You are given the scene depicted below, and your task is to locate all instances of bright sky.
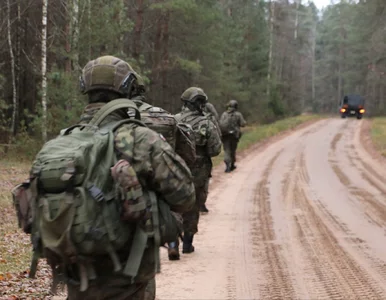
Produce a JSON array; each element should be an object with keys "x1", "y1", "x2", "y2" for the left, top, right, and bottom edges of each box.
[{"x1": 312, "y1": 0, "x2": 334, "y2": 10}]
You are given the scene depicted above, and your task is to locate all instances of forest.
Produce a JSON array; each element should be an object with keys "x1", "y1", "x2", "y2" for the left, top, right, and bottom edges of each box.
[{"x1": 0, "y1": 0, "x2": 385, "y2": 147}]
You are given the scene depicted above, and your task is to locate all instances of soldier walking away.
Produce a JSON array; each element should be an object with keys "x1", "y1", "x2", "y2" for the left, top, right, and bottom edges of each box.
[
  {"x1": 219, "y1": 99, "x2": 246, "y2": 173},
  {"x1": 199, "y1": 101, "x2": 221, "y2": 214},
  {"x1": 123, "y1": 72, "x2": 196, "y2": 261},
  {"x1": 169, "y1": 87, "x2": 222, "y2": 257},
  {"x1": 11, "y1": 55, "x2": 195, "y2": 300}
]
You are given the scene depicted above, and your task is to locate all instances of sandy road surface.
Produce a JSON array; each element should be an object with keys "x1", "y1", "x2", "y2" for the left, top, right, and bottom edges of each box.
[{"x1": 156, "y1": 118, "x2": 386, "y2": 300}]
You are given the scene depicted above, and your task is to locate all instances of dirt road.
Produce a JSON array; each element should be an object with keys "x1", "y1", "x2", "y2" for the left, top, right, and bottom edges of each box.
[{"x1": 156, "y1": 118, "x2": 386, "y2": 300}]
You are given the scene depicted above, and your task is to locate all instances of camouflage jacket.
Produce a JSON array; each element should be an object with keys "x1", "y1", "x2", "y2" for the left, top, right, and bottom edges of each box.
[
  {"x1": 131, "y1": 95, "x2": 153, "y2": 113},
  {"x1": 175, "y1": 106, "x2": 222, "y2": 159},
  {"x1": 130, "y1": 96, "x2": 196, "y2": 167},
  {"x1": 204, "y1": 102, "x2": 219, "y2": 121},
  {"x1": 78, "y1": 103, "x2": 195, "y2": 282}
]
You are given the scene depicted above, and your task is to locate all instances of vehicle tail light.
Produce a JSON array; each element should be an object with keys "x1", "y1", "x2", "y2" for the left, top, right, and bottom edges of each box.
[
  {"x1": 359, "y1": 109, "x2": 365, "y2": 114},
  {"x1": 340, "y1": 108, "x2": 346, "y2": 113}
]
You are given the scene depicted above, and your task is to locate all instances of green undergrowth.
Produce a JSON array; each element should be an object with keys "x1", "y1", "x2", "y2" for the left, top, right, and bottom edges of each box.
[
  {"x1": 212, "y1": 114, "x2": 322, "y2": 166},
  {"x1": 370, "y1": 117, "x2": 386, "y2": 157}
]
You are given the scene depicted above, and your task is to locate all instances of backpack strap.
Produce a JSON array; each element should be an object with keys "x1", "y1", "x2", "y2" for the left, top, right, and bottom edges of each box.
[
  {"x1": 88, "y1": 98, "x2": 141, "y2": 127},
  {"x1": 179, "y1": 111, "x2": 206, "y2": 129}
]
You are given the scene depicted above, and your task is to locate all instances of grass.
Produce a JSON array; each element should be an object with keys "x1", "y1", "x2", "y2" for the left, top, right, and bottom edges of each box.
[
  {"x1": 213, "y1": 114, "x2": 322, "y2": 166},
  {"x1": 370, "y1": 117, "x2": 386, "y2": 157}
]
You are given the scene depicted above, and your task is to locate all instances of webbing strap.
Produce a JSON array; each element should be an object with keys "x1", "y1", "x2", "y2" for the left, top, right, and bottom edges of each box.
[
  {"x1": 122, "y1": 225, "x2": 148, "y2": 281},
  {"x1": 149, "y1": 191, "x2": 161, "y2": 273},
  {"x1": 128, "y1": 201, "x2": 147, "y2": 212},
  {"x1": 87, "y1": 99, "x2": 140, "y2": 128}
]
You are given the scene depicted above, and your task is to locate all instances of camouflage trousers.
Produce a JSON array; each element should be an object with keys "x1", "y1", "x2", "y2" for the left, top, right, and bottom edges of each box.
[
  {"x1": 66, "y1": 277, "x2": 156, "y2": 300},
  {"x1": 183, "y1": 177, "x2": 209, "y2": 234},
  {"x1": 222, "y1": 135, "x2": 239, "y2": 165}
]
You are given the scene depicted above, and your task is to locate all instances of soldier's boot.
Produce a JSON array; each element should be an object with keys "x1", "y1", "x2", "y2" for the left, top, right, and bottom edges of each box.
[
  {"x1": 200, "y1": 204, "x2": 209, "y2": 213},
  {"x1": 182, "y1": 232, "x2": 195, "y2": 254},
  {"x1": 168, "y1": 241, "x2": 180, "y2": 260},
  {"x1": 224, "y1": 162, "x2": 231, "y2": 173},
  {"x1": 230, "y1": 163, "x2": 237, "y2": 171}
]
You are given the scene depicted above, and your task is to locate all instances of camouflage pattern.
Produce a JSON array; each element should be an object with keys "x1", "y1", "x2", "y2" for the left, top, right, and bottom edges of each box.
[
  {"x1": 131, "y1": 95, "x2": 196, "y2": 168},
  {"x1": 204, "y1": 102, "x2": 222, "y2": 139},
  {"x1": 67, "y1": 277, "x2": 155, "y2": 300},
  {"x1": 222, "y1": 135, "x2": 239, "y2": 166},
  {"x1": 204, "y1": 102, "x2": 219, "y2": 121},
  {"x1": 66, "y1": 104, "x2": 195, "y2": 299},
  {"x1": 175, "y1": 106, "x2": 221, "y2": 234},
  {"x1": 175, "y1": 107, "x2": 221, "y2": 156},
  {"x1": 220, "y1": 107, "x2": 246, "y2": 166},
  {"x1": 80, "y1": 56, "x2": 137, "y2": 96},
  {"x1": 180, "y1": 87, "x2": 208, "y2": 103}
]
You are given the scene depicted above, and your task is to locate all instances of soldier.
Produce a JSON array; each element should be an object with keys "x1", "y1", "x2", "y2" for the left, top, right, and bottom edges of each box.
[
  {"x1": 119, "y1": 72, "x2": 196, "y2": 261},
  {"x1": 200, "y1": 102, "x2": 221, "y2": 213},
  {"x1": 171, "y1": 87, "x2": 222, "y2": 255},
  {"x1": 19, "y1": 56, "x2": 195, "y2": 300},
  {"x1": 219, "y1": 99, "x2": 247, "y2": 173}
]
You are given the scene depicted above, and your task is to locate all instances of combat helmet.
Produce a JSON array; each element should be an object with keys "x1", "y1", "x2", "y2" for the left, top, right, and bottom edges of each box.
[
  {"x1": 227, "y1": 100, "x2": 238, "y2": 109},
  {"x1": 79, "y1": 55, "x2": 139, "y2": 98},
  {"x1": 181, "y1": 87, "x2": 208, "y2": 103}
]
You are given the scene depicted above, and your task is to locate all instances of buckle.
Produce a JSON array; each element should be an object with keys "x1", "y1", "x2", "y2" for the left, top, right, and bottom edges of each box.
[{"x1": 88, "y1": 185, "x2": 104, "y2": 202}]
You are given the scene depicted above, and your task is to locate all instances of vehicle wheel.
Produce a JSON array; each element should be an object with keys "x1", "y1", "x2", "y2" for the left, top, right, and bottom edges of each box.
[
  {"x1": 356, "y1": 115, "x2": 362, "y2": 120},
  {"x1": 341, "y1": 114, "x2": 347, "y2": 119}
]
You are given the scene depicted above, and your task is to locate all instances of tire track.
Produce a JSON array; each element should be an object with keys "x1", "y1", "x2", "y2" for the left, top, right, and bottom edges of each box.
[
  {"x1": 293, "y1": 151, "x2": 386, "y2": 299},
  {"x1": 283, "y1": 149, "x2": 386, "y2": 299},
  {"x1": 339, "y1": 121, "x2": 386, "y2": 226},
  {"x1": 252, "y1": 150, "x2": 297, "y2": 300}
]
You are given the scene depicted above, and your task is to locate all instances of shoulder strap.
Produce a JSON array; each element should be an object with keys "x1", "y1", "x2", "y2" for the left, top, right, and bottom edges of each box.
[
  {"x1": 179, "y1": 111, "x2": 206, "y2": 128},
  {"x1": 88, "y1": 99, "x2": 141, "y2": 127},
  {"x1": 138, "y1": 103, "x2": 153, "y2": 112},
  {"x1": 109, "y1": 118, "x2": 147, "y2": 133}
]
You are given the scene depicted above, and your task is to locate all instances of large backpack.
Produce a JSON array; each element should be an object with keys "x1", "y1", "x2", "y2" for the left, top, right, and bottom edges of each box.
[
  {"x1": 11, "y1": 99, "x2": 178, "y2": 292},
  {"x1": 139, "y1": 105, "x2": 196, "y2": 167},
  {"x1": 219, "y1": 111, "x2": 238, "y2": 137}
]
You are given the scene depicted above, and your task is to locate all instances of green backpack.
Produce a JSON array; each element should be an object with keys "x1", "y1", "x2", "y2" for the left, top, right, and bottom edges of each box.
[
  {"x1": 139, "y1": 105, "x2": 196, "y2": 167},
  {"x1": 11, "y1": 99, "x2": 168, "y2": 292},
  {"x1": 219, "y1": 111, "x2": 238, "y2": 137}
]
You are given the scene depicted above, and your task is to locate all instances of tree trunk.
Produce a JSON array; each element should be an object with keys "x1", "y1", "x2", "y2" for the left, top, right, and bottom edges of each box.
[
  {"x1": 41, "y1": 0, "x2": 48, "y2": 142},
  {"x1": 16, "y1": 1, "x2": 21, "y2": 128},
  {"x1": 7, "y1": 0, "x2": 17, "y2": 137},
  {"x1": 65, "y1": 18, "x2": 71, "y2": 73},
  {"x1": 87, "y1": 0, "x2": 91, "y2": 60},
  {"x1": 132, "y1": 0, "x2": 144, "y2": 60},
  {"x1": 267, "y1": 0, "x2": 275, "y2": 100},
  {"x1": 294, "y1": 0, "x2": 300, "y2": 40},
  {"x1": 161, "y1": 12, "x2": 170, "y2": 110},
  {"x1": 71, "y1": 0, "x2": 80, "y2": 72},
  {"x1": 311, "y1": 22, "x2": 316, "y2": 104}
]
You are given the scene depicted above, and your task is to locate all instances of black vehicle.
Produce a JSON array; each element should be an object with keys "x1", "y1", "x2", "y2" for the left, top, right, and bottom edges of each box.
[{"x1": 340, "y1": 94, "x2": 365, "y2": 119}]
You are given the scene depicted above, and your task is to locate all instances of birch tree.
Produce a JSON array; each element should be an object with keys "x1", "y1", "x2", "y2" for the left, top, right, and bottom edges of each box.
[
  {"x1": 41, "y1": 0, "x2": 48, "y2": 141},
  {"x1": 7, "y1": 0, "x2": 17, "y2": 136},
  {"x1": 267, "y1": 0, "x2": 275, "y2": 100},
  {"x1": 71, "y1": 0, "x2": 80, "y2": 72}
]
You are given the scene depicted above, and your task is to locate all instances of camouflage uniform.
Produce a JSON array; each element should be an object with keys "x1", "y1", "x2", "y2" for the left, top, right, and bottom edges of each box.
[
  {"x1": 66, "y1": 56, "x2": 195, "y2": 300},
  {"x1": 200, "y1": 102, "x2": 221, "y2": 213},
  {"x1": 220, "y1": 100, "x2": 246, "y2": 173},
  {"x1": 174, "y1": 87, "x2": 222, "y2": 253},
  {"x1": 204, "y1": 102, "x2": 219, "y2": 121}
]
